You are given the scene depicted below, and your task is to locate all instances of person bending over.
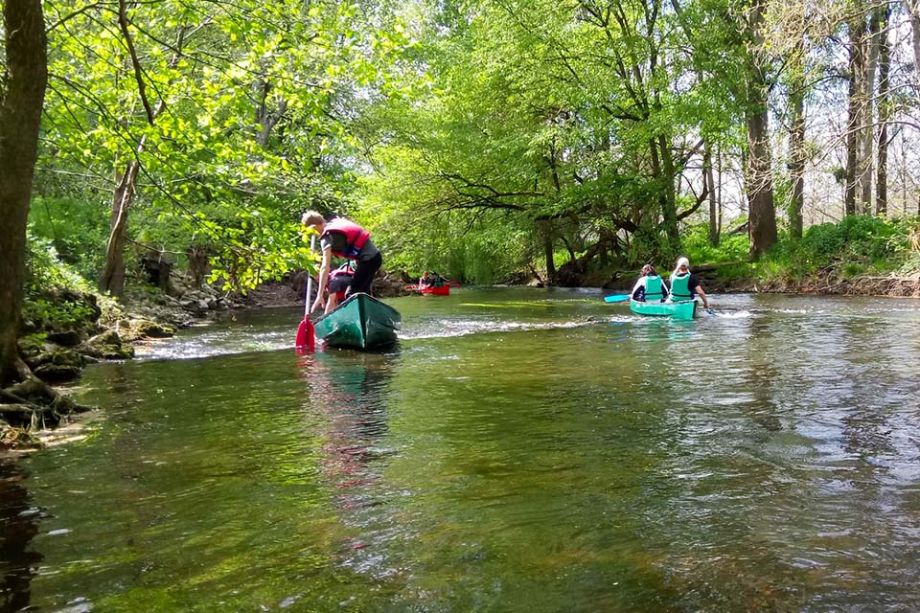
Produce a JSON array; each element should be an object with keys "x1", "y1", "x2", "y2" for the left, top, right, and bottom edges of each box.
[{"x1": 302, "y1": 211, "x2": 382, "y2": 315}]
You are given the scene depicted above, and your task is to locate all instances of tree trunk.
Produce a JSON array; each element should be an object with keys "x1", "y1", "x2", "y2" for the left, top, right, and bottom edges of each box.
[
  {"x1": 650, "y1": 137, "x2": 679, "y2": 251},
  {"x1": 704, "y1": 143, "x2": 719, "y2": 246},
  {"x1": 788, "y1": 41, "x2": 806, "y2": 240},
  {"x1": 860, "y1": 7, "x2": 881, "y2": 211},
  {"x1": 745, "y1": 0, "x2": 777, "y2": 258},
  {"x1": 0, "y1": 0, "x2": 48, "y2": 386},
  {"x1": 845, "y1": 11, "x2": 867, "y2": 216},
  {"x1": 99, "y1": 160, "x2": 141, "y2": 295},
  {"x1": 717, "y1": 143, "x2": 723, "y2": 236},
  {"x1": 876, "y1": 5, "x2": 891, "y2": 216},
  {"x1": 98, "y1": 20, "x2": 189, "y2": 296},
  {"x1": 540, "y1": 221, "x2": 556, "y2": 285},
  {"x1": 747, "y1": 109, "x2": 777, "y2": 257}
]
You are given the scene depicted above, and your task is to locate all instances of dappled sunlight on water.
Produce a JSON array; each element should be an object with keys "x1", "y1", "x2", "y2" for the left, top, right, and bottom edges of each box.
[{"x1": 4, "y1": 288, "x2": 920, "y2": 610}]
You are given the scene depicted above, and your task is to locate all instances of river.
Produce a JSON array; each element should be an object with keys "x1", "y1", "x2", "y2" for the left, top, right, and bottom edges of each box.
[{"x1": 2, "y1": 288, "x2": 920, "y2": 611}]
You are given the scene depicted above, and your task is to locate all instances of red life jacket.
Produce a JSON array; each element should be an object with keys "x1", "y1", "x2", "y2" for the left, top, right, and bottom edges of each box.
[
  {"x1": 329, "y1": 261, "x2": 355, "y2": 279},
  {"x1": 322, "y1": 218, "x2": 370, "y2": 259},
  {"x1": 328, "y1": 262, "x2": 355, "y2": 300}
]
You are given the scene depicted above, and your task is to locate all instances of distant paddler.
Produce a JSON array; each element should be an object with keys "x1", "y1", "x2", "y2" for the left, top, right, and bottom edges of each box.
[
  {"x1": 668, "y1": 256, "x2": 710, "y2": 310},
  {"x1": 301, "y1": 211, "x2": 383, "y2": 314}
]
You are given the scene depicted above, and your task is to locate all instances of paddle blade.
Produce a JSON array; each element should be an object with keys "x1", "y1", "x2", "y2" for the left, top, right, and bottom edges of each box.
[
  {"x1": 603, "y1": 294, "x2": 630, "y2": 303},
  {"x1": 295, "y1": 318, "x2": 315, "y2": 351}
]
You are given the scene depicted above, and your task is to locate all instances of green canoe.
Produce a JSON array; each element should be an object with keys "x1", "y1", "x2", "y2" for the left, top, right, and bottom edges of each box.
[
  {"x1": 629, "y1": 299, "x2": 698, "y2": 321},
  {"x1": 313, "y1": 293, "x2": 401, "y2": 350}
]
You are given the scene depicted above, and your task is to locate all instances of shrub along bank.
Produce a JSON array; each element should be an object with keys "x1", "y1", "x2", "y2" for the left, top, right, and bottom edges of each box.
[
  {"x1": 1, "y1": 238, "x2": 241, "y2": 449},
  {"x1": 597, "y1": 216, "x2": 920, "y2": 296}
]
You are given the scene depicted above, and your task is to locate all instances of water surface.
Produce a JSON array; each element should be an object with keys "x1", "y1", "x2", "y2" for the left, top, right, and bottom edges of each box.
[{"x1": 4, "y1": 288, "x2": 920, "y2": 611}]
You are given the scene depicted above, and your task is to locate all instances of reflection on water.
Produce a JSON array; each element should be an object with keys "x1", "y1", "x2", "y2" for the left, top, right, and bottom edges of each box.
[
  {"x1": 0, "y1": 461, "x2": 41, "y2": 611},
  {"x1": 3, "y1": 289, "x2": 920, "y2": 610}
]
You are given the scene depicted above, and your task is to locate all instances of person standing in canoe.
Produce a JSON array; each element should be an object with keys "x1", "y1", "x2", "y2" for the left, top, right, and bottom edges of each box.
[
  {"x1": 630, "y1": 264, "x2": 669, "y2": 302},
  {"x1": 302, "y1": 211, "x2": 382, "y2": 314},
  {"x1": 668, "y1": 256, "x2": 710, "y2": 309}
]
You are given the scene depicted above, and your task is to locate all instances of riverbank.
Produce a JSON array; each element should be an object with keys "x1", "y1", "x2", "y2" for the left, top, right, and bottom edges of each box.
[
  {"x1": 1, "y1": 268, "x2": 416, "y2": 449},
  {"x1": 578, "y1": 263, "x2": 920, "y2": 298},
  {"x1": 1, "y1": 270, "x2": 249, "y2": 449}
]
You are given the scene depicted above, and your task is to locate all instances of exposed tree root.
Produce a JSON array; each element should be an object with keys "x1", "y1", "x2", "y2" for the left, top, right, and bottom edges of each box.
[{"x1": 0, "y1": 356, "x2": 93, "y2": 447}]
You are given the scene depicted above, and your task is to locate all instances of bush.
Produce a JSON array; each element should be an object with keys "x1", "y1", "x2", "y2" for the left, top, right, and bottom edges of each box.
[
  {"x1": 793, "y1": 215, "x2": 900, "y2": 273},
  {"x1": 28, "y1": 196, "x2": 109, "y2": 280},
  {"x1": 682, "y1": 223, "x2": 750, "y2": 264},
  {"x1": 23, "y1": 232, "x2": 99, "y2": 332}
]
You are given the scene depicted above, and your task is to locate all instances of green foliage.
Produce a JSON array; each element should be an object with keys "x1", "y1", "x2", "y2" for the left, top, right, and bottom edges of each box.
[
  {"x1": 681, "y1": 223, "x2": 750, "y2": 264},
  {"x1": 35, "y1": 0, "x2": 411, "y2": 292},
  {"x1": 748, "y1": 216, "x2": 916, "y2": 283},
  {"x1": 23, "y1": 233, "x2": 98, "y2": 330},
  {"x1": 28, "y1": 197, "x2": 110, "y2": 279},
  {"x1": 798, "y1": 215, "x2": 900, "y2": 269},
  {"x1": 355, "y1": 0, "x2": 749, "y2": 281},
  {"x1": 24, "y1": 232, "x2": 93, "y2": 295}
]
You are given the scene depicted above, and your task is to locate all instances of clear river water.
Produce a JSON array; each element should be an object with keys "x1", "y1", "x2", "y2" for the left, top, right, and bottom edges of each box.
[{"x1": 2, "y1": 288, "x2": 920, "y2": 611}]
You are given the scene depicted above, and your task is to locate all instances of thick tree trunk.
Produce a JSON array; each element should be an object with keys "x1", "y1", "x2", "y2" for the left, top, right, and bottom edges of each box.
[
  {"x1": 747, "y1": 109, "x2": 777, "y2": 257},
  {"x1": 745, "y1": 0, "x2": 777, "y2": 258},
  {"x1": 0, "y1": 0, "x2": 48, "y2": 386},
  {"x1": 658, "y1": 134, "x2": 679, "y2": 249},
  {"x1": 845, "y1": 11, "x2": 867, "y2": 216},
  {"x1": 788, "y1": 57, "x2": 806, "y2": 240},
  {"x1": 539, "y1": 220, "x2": 556, "y2": 285},
  {"x1": 649, "y1": 137, "x2": 679, "y2": 251},
  {"x1": 876, "y1": 6, "x2": 891, "y2": 216}
]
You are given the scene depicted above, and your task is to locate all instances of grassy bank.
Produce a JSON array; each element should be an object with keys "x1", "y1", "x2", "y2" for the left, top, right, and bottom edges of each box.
[{"x1": 678, "y1": 216, "x2": 920, "y2": 295}]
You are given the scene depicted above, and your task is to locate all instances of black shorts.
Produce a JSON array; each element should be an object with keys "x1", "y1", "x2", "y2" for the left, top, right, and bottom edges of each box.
[{"x1": 328, "y1": 275, "x2": 351, "y2": 295}]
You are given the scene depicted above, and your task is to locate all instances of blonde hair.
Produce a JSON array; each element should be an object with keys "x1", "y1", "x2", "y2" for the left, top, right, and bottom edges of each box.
[
  {"x1": 301, "y1": 211, "x2": 325, "y2": 227},
  {"x1": 672, "y1": 256, "x2": 690, "y2": 277}
]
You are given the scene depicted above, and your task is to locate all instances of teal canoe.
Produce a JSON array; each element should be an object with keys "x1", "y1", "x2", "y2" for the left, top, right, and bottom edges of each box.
[
  {"x1": 629, "y1": 299, "x2": 698, "y2": 321},
  {"x1": 313, "y1": 293, "x2": 401, "y2": 350}
]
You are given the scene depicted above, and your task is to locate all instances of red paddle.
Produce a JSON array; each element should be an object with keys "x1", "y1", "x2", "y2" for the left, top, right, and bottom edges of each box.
[{"x1": 295, "y1": 236, "x2": 316, "y2": 351}]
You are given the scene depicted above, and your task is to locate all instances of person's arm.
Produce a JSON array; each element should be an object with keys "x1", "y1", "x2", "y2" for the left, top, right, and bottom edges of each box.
[
  {"x1": 310, "y1": 246, "x2": 332, "y2": 313},
  {"x1": 694, "y1": 285, "x2": 709, "y2": 309},
  {"x1": 630, "y1": 277, "x2": 644, "y2": 299}
]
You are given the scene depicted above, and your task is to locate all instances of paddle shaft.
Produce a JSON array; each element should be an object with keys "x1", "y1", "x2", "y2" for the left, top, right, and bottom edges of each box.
[{"x1": 304, "y1": 235, "x2": 316, "y2": 316}]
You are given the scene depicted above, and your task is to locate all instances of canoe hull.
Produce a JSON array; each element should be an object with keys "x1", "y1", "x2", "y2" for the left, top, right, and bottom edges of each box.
[
  {"x1": 314, "y1": 293, "x2": 401, "y2": 350},
  {"x1": 629, "y1": 299, "x2": 697, "y2": 321},
  {"x1": 420, "y1": 285, "x2": 450, "y2": 296}
]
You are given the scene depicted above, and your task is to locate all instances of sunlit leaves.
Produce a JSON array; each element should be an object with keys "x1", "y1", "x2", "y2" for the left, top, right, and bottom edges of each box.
[{"x1": 38, "y1": 0, "x2": 411, "y2": 291}]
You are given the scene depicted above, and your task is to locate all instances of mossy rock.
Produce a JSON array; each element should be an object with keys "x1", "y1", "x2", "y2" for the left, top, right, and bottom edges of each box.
[
  {"x1": 33, "y1": 363, "x2": 82, "y2": 383},
  {"x1": 23, "y1": 344, "x2": 85, "y2": 371},
  {"x1": 126, "y1": 319, "x2": 176, "y2": 341},
  {"x1": 79, "y1": 330, "x2": 135, "y2": 360},
  {"x1": 46, "y1": 329, "x2": 84, "y2": 347}
]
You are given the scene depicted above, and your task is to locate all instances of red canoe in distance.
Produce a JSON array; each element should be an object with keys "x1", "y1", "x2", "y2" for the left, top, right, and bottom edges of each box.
[{"x1": 419, "y1": 284, "x2": 450, "y2": 296}]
